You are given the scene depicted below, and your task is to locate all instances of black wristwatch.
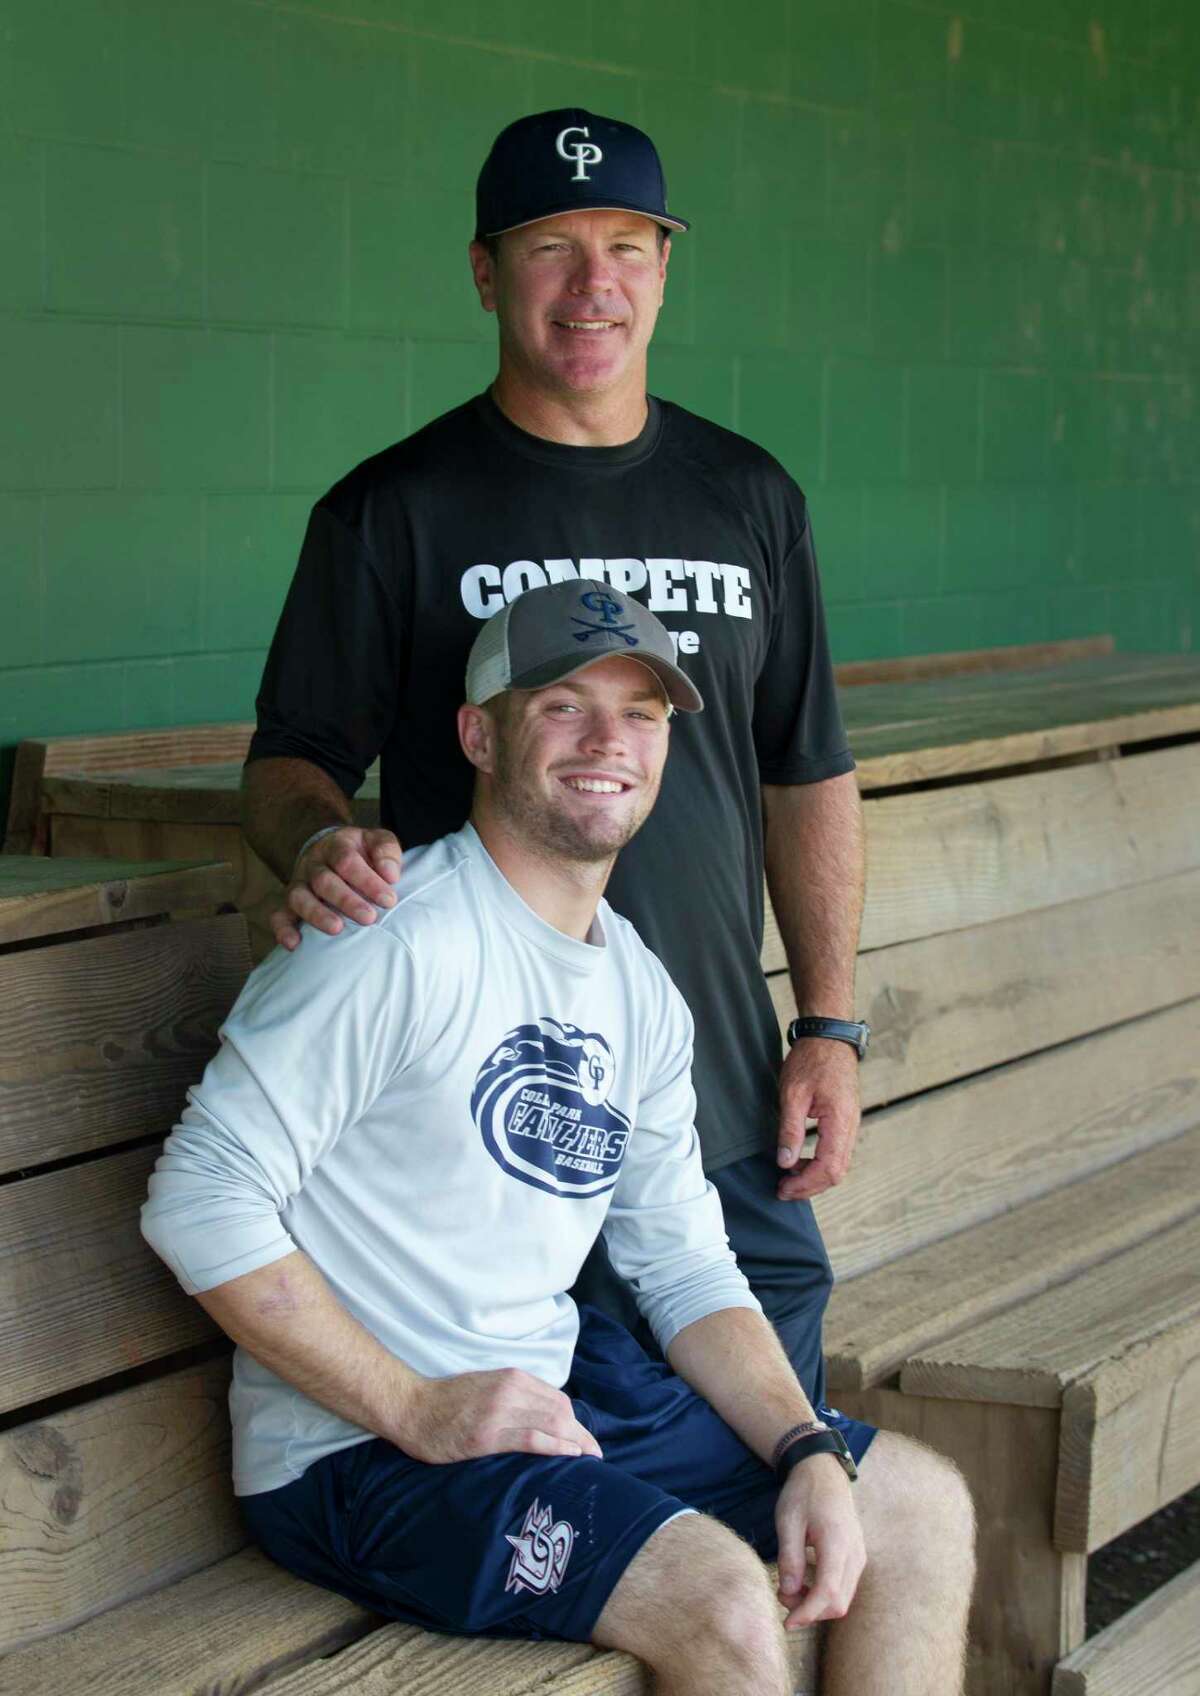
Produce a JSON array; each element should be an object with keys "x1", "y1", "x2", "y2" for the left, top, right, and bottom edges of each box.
[
  {"x1": 786, "y1": 1016, "x2": 870, "y2": 1060},
  {"x1": 776, "y1": 1426, "x2": 858, "y2": 1484}
]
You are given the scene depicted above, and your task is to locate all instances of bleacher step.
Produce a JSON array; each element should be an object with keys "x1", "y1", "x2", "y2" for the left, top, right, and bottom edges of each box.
[
  {"x1": 1052, "y1": 1559, "x2": 1200, "y2": 1695},
  {"x1": 825, "y1": 1124, "x2": 1200, "y2": 1390},
  {"x1": 0, "y1": 1547, "x2": 374, "y2": 1696}
]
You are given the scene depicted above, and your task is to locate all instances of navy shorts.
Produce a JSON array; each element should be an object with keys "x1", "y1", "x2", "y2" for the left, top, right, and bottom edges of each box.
[{"x1": 241, "y1": 1306, "x2": 876, "y2": 1644}]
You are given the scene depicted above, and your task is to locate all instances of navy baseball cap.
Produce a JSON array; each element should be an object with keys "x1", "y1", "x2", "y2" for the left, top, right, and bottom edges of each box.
[
  {"x1": 466, "y1": 579, "x2": 704, "y2": 713},
  {"x1": 475, "y1": 108, "x2": 690, "y2": 241}
]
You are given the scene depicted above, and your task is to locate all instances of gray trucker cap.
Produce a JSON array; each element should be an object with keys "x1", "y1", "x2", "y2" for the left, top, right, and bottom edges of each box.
[{"x1": 466, "y1": 579, "x2": 704, "y2": 714}]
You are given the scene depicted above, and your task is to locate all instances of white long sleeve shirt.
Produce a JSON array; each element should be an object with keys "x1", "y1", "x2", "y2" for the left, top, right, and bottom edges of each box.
[{"x1": 141, "y1": 824, "x2": 760, "y2": 1495}]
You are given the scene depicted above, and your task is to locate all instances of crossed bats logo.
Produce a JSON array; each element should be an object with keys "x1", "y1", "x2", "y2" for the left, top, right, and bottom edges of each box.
[
  {"x1": 555, "y1": 124, "x2": 603, "y2": 182},
  {"x1": 505, "y1": 1497, "x2": 576, "y2": 1596},
  {"x1": 572, "y1": 589, "x2": 638, "y2": 647}
]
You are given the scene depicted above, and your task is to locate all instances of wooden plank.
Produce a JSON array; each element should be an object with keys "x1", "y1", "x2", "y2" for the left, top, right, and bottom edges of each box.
[
  {"x1": 1056, "y1": 1311, "x2": 1200, "y2": 1552},
  {"x1": 0, "y1": 912, "x2": 251, "y2": 1174},
  {"x1": 3, "y1": 741, "x2": 51, "y2": 855},
  {"x1": 815, "y1": 1000, "x2": 1200, "y2": 1281},
  {"x1": 0, "y1": 857, "x2": 236, "y2": 947},
  {"x1": 0, "y1": 1547, "x2": 376, "y2": 1695},
  {"x1": 1052, "y1": 1560, "x2": 1200, "y2": 1696},
  {"x1": 248, "y1": 1582, "x2": 819, "y2": 1695},
  {"x1": 901, "y1": 1214, "x2": 1200, "y2": 1408},
  {"x1": 0, "y1": 1364, "x2": 240, "y2": 1652},
  {"x1": 825, "y1": 1125, "x2": 1200, "y2": 1391},
  {"x1": 42, "y1": 765, "x2": 380, "y2": 829},
  {"x1": 851, "y1": 742, "x2": 1200, "y2": 954},
  {"x1": 0, "y1": 1147, "x2": 219, "y2": 1413},
  {"x1": 251, "y1": 1625, "x2": 601, "y2": 1696},
  {"x1": 834, "y1": 1387, "x2": 1086, "y2": 1696},
  {"x1": 835, "y1": 636, "x2": 1113, "y2": 687},
  {"x1": 845, "y1": 653, "x2": 1200, "y2": 789},
  {"x1": 39, "y1": 725, "x2": 257, "y2": 777},
  {"x1": 772, "y1": 868, "x2": 1200, "y2": 1108}
]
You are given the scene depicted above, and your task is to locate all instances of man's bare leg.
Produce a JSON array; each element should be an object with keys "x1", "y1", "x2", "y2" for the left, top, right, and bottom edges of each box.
[
  {"x1": 593, "y1": 1511, "x2": 791, "y2": 1696},
  {"x1": 822, "y1": 1430, "x2": 976, "y2": 1696}
]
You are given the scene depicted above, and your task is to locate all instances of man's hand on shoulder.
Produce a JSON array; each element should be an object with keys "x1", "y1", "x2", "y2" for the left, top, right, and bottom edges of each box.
[
  {"x1": 400, "y1": 1367, "x2": 603, "y2": 1465},
  {"x1": 272, "y1": 826, "x2": 403, "y2": 952},
  {"x1": 775, "y1": 1037, "x2": 861, "y2": 1201},
  {"x1": 774, "y1": 1451, "x2": 866, "y2": 1630}
]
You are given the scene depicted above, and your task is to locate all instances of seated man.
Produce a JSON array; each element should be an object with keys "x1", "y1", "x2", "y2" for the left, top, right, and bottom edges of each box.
[{"x1": 142, "y1": 581, "x2": 974, "y2": 1696}]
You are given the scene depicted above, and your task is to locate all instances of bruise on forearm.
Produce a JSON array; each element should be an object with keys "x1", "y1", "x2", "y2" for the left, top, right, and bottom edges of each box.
[
  {"x1": 194, "y1": 1250, "x2": 420, "y2": 1447},
  {"x1": 762, "y1": 773, "x2": 865, "y2": 1019}
]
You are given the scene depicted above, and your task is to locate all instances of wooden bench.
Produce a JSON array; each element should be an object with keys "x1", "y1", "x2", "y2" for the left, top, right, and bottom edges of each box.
[
  {"x1": 0, "y1": 857, "x2": 818, "y2": 1696},
  {"x1": 776, "y1": 731, "x2": 1200, "y2": 1693}
]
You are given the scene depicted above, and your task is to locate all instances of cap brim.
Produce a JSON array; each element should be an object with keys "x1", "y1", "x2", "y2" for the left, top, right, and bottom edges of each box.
[
  {"x1": 480, "y1": 200, "x2": 689, "y2": 238},
  {"x1": 509, "y1": 649, "x2": 704, "y2": 713}
]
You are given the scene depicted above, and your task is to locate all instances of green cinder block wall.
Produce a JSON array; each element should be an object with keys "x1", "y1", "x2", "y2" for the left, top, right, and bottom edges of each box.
[{"x1": 2, "y1": 0, "x2": 1199, "y2": 818}]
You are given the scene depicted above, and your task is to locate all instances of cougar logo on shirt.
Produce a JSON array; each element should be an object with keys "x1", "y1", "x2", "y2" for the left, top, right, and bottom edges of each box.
[
  {"x1": 472, "y1": 1017, "x2": 630, "y2": 1197},
  {"x1": 505, "y1": 1497, "x2": 576, "y2": 1596}
]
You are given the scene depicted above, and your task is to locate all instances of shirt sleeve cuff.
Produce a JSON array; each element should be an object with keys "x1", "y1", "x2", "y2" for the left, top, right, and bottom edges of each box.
[{"x1": 758, "y1": 748, "x2": 857, "y2": 785}]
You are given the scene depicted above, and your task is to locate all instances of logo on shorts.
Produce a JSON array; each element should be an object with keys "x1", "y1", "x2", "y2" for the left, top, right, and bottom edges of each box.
[
  {"x1": 505, "y1": 1497, "x2": 576, "y2": 1596},
  {"x1": 472, "y1": 1017, "x2": 630, "y2": 1198}
]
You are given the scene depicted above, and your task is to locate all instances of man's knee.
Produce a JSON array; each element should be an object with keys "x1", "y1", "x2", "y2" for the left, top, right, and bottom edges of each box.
[
  {"x1": 593, "y1": 1511, "x2": 781, "y2": 1670},
  {"x1": 857, "y1": 1432, "x2": 976, "y2": 1577}
]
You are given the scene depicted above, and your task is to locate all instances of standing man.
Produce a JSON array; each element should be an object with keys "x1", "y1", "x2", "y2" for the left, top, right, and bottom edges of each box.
[{"x1": 244, "y1": 109, "x2": 863, "y2": 1472}]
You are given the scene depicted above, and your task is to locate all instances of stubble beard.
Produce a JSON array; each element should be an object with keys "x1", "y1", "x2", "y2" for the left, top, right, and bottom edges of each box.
[{"x1": 493, "y1": 746, "x2": 656, "y2": 866}]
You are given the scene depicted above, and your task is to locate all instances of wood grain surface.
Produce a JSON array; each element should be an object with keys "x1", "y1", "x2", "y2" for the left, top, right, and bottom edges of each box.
[
  {"x1": 1051, "y1": 1559, "x2": 1200, "y2": 1696},
  {"x1": 824, "y1": 1125, "x2": 1200, "y2": 1389},
  {"x1": 847, "y1": 741, "x2": 1200, "y2": 956},
  {"x1": 832, "y1": 1387, "x2": 1086, "y2": 1696},
  {"x1": 774, "y1": 868, "x2": 1200, "y2": 1109},
  {"x1": 0, "y1": 1546, "x2": 374, "y2": 1695},
  {"x1": 901, "y1": 1213, "x2": 1200, "y2": 1407},
  {"x1": 842, "y1": 653, "x2": 1200, "y2": 788},
  {"x1": 835, "y1": 636, "x2": 1113, "y2": 686},
  {"x1": 1056, "y1": 1310, "x2": 1200, "y2": 1552},
  {"x1": 814, "y1": 999, "x2": 1200, "y2": 1280},
  {"x1": 0, "y1": 1364, "x2": 240, "y2": 1653},
  {"x1": 250, "y1": 1578, "x2": 819, "y2": 1696},
  {"x1": 0, "y1": 858, "x2": 236, "y2": 947},
  {"x1": 0, "y1": 912, "x2": 250, "y2": 1174},
  {"x1": 0, "y1": 1146, "x2": 219, "y2": 1413}
]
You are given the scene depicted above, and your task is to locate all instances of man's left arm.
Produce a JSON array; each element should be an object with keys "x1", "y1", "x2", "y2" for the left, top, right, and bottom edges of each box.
[
  {"x1": 667, "y1": 1303, "x2": 866, "y2": 1627},
  {"x1": 762, "y1": 773, "x2": 866, "y2": 1200}
]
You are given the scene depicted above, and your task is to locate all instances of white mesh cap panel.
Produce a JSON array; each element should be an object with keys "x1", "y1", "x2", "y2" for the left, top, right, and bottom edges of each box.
[{"x1": 465, "y1": 602, "x2": 515, "y2": 704}]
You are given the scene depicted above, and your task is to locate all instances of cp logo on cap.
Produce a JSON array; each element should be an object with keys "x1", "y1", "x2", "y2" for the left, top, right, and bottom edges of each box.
[
  {"x1": 556, "y1": 124, "x2": 603, "y2": 182},
  {"x1": 572, "y1": 590, "x2": 638, "y2": 647}
]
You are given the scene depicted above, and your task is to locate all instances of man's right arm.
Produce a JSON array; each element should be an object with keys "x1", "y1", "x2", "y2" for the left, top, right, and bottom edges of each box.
[
  {"x1": 194, "y1": 1248, "x2": 601, "y2": 1465},
  {"x1": 240, "y1": 499, "x2": 408, "y2": 949},
  {"x1": 241, "y1": 755, "x2": 402, "y2": 951},
  {"x1": 141, "y1": 930, "x2": 599, "y2": 1465}
]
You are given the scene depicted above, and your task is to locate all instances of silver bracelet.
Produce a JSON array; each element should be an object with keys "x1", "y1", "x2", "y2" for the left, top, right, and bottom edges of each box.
[{"x1": 292, "y1": 823, "x2": 344, "y2": 874}]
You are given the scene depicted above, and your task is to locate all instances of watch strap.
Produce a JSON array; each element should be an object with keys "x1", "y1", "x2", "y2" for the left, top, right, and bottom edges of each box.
[
  {"x1": 775, "y1": 1426, "x2": 858, "y2": 1484},
  {"x1": 786, "y1": 1016, "x2": 869, "y2": 1059}
]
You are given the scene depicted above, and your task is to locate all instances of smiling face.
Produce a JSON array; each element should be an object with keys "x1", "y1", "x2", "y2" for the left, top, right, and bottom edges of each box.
[
  {"x1": 469, "y1": 210, "x2": 670, "y2": 404},
  {"x1": 459, "y1": 655, "x2": 671, "y2": 865}
]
